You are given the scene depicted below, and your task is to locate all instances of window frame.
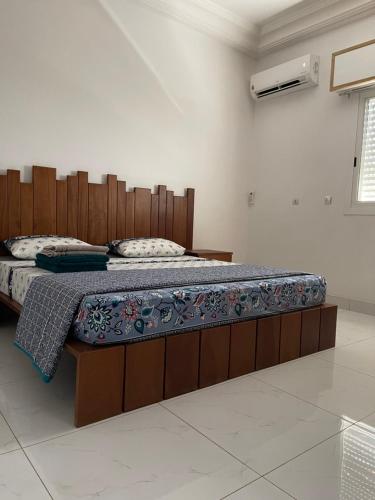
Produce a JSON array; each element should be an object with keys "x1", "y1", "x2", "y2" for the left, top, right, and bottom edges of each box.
[{"x1": 346, "y1": 88, "x2": 375, "y2": 215}]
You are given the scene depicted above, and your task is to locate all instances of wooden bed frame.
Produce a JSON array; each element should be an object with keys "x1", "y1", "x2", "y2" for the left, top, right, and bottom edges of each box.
[{"x1": 0, "y1": 166, "x2": 337, "y2": 427}]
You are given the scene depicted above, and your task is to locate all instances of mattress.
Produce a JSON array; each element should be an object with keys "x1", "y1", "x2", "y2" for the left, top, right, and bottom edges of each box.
[
  {"x1": 73, "y1": 273, "x2": 326, "y2": 345},
  {"x1": 1, "y1": 256, "x2": 326, "y2": 347}
]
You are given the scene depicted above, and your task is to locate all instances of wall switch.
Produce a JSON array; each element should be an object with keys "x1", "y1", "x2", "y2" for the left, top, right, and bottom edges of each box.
[
  {"x1": 324, "y1": 195, "x2": 333, "y2": 205},
  {"x1": 292, "y1": 198, "x2": 300, "y2": 206},
  {"x1": 248, "y1": 192, "x2": 255, "y2": 206}
]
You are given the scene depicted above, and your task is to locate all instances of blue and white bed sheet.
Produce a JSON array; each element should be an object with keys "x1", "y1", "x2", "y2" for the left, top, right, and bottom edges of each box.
[{"x1": 0, "y1": 256, "x2": 233, "y2": 304}]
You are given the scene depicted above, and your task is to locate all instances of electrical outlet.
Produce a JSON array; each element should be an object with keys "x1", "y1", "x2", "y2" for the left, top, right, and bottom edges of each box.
[
  {"x1": 292, "y1": 198, "x2": 300, "y2": 206},
  {"x1": 248, "y1": 192, "x2": 255, "y2": 206},
  {"x1": 324, "y1": 195, "x2": 333, "y2": 205}
]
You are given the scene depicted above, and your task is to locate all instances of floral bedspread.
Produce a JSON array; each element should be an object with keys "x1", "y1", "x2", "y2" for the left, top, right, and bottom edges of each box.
[{"x1": 73, "y1": 274, "x2": 326, "y2": 344}]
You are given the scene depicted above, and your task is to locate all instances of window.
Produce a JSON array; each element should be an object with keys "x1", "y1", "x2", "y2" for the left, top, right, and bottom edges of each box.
[{"x1": 348, "y1": 89, "x2": 375, "y2": 214}]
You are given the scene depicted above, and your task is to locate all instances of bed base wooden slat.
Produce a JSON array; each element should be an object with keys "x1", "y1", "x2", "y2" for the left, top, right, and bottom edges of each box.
[{"x1": 0, "y1": 293, "x2": 337, "y2": 427}]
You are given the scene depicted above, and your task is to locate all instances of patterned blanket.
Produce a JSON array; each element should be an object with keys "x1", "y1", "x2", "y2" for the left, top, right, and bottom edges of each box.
[{"x1": 15, "y1": 264, "x2": 307, "y2": 381}]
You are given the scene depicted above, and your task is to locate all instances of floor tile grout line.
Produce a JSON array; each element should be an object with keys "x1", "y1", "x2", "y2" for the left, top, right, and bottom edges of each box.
[
  {"x1": 0, "y1": 408, "x2": 22, "y2": 455},
  {"x1": 0, "y1": 409, "x2": 54, "y2": 498},
  {"x1": 219, "y1": 477, "x2": 260, "y2": 500},
  {"x1": 248, "y1": 372, "x2": 356, "y2": 422},
  {"x1": 330, "y1": 334, "x2": 375, "y2": 348},
  {"x1": 259, "y1": 420, "x2": 359, "y2": 479},
  {"x1": 159, "y1": 402, "x2": 260, "y2": 475},
  {"x1": 21, "y1": 403, "x2": 160, "y2": 451},
  {"x1": 160, "y1": 401, "x2": 357, "y2": 482},
  {"x1": 312, "y1": 351, "x2": 375, "y2": 379},
  {"x1": 21, "y1": 448, "x2": 54, "y2": 500},
  {"x1": 262, "y1": 476, "x2": 298, "y2": 499},
  {"x1": 219, "y1": 476, "x2": 297, "y2": 499}
]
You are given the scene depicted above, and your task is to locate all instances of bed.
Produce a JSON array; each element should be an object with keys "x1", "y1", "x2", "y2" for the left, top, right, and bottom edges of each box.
[{"x1": 0, "y1": 166, "x2": 337, "y2": 427}]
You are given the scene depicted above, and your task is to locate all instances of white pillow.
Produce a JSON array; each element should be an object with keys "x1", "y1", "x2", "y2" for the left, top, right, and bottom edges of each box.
[
  {"x1": 4, "y1": 235, "x2": 90, "y2": 260},
  {"x1": 109, "y1": 238, "x2": 185, "y2": 258}
]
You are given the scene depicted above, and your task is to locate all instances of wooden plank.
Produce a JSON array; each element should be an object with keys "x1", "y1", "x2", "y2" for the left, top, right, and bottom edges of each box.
[
  {"x1": 134, "y1": 187, "x2": 151, "y2": 237},
  {"x1": 20, "y1": 183, "x2": 33, "y2": 236},
  {"x1": 88, "y1": 184, "x2": 108, "y2": 244},
  {"x1": 56, "y1": 180, "x2": 68, "y2": 236},
  {"x1": 199, "y1": 326, "x2": 230, "y2": 388},
  {"x1": 158, "y1": 185, "x2": 167, "y2": 238},
  {"x1": 186, "y1": 188, "x2": 195, "y2": 249},
  {"x1": 301, "y1": 308, "x2": 321, "y2": 356},
  {"x1": 0, "y1": 176, "x2": 7, "y2": 240},
  {"x1": 125, "y1": 191, "x2": 135, "y2": 238},
  {"x1": 107, "y1": 174, "x2": 118, "y2": 242},
  {"x1": 172, "y1": 196, "x2": 187, "y2": 247},
  {"x1": 0, "y1": 291, "x2": 21, "y2": 314},
  {"x1": 67, "y1": 175, "x2": 78, "y2": 238},
  {"x1": 7, "y1": 170, "x2": 21, "y2": 237},
  {"x1": 75, "y1": 345, "x2": 125, "y2": 427},
  {"x1": 78, "y1": 171, "x2": 88, "y2": 242},
  {"x1": 150, "y1": 194, "x2": 159, "y2": 237},
  {"x1": 166, "y1": 190, "x2": 174, "y2": 240},
  {"x1": 33, "y1": 166, "x2": 56, "y2": 234},
  {"x1": 116, "y1": 181, "x2": 126, "y2": 240},
  {"x1": 165, "y1": 332, "x2": 200, "y2": 399},
  {"x1": 229, "y1": 321, "x2": 256, "y2": 378},
  {"x1": 280, "y1": 311, "x2": 301, "y2": 363},
  {"x1": 124, "y1": 338, "x2": 165, "y2": 411},
  {"x1": 319, "y1": 304, "x2": 337, "y2": 351},
  {"x1": 256, "y1": 315, "x2": 281, "y2": 370}
]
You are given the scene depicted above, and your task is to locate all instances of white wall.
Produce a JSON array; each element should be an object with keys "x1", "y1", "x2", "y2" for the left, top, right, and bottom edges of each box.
[
  {"x1": 0, "y1": 0, "x2": 255, "y2": 261},
  {"x1": 252, "y1": 15, "x2": 375, "y2": 305}
]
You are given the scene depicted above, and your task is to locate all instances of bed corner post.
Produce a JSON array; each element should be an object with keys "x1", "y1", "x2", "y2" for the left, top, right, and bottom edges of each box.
[{"x1": 66, "y1": 341, "x2": 125, "y2": 427}]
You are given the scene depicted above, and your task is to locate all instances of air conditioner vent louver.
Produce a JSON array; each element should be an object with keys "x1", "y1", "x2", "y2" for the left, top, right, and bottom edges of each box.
[
  {"x1": 256, "y1": 86, "x2": 280, "y2": 98},
  {"x1": 250, "y1": 55, "x2": 319, "y2": 101},
  {"x1": 279, "y1": 79, "x2": 302, "y2": 89}
]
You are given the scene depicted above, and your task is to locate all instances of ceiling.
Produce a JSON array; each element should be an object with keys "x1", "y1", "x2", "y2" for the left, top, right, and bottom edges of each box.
[
  {"x1": 211, "y1": 0, "x2": 305, "y2": 25},
  {"x1": 135, "y1": 0, "x2": 375, "y2": 55}
]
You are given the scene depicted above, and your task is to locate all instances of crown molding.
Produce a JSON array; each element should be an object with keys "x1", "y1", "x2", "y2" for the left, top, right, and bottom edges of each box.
[
  {"x1": 121, "y1": 0, "x2": 375, "y2": 57},
  {"x1": 136, "y1": 0, "x2": 259, "y2": 56},
  {"x1": 258, "y1": 0, "x2": 375, "y2": 55}
]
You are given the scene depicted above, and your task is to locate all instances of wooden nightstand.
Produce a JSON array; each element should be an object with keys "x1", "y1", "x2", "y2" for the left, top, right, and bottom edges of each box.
[{"x1": 185, "y1": 249, "x2": 233, "y2": 262}]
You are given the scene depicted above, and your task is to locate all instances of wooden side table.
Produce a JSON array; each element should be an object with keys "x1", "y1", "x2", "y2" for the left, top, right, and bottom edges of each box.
[{"x1": 185, "y1": 249, "x2": 233, "y2": 262}]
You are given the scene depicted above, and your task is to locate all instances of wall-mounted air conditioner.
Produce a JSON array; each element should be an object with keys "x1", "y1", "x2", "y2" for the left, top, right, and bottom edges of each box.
[{"x1": 250, "y1": 54, "x2": 319, "y2": 101}]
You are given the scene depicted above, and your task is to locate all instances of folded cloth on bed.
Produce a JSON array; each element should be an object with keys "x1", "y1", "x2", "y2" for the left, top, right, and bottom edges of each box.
[
  {"x1": 35, "y1": 253, "x2": 109, "y2": 273},
  {"x1": 40, "y1": 245, "x2": 108, "y2": 257},
  {"x1": 15, "y1": 264, "x2": 312, "y2": 382}
]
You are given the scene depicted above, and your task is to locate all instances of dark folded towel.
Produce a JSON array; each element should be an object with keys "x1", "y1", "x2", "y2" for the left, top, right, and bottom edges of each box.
[
  {"x1": 35, "y1": 253, "x2": 108, "y2": 273},
  {"x1": 36, "y1": 253, "x2": 109, "y2": 265},
  {"x1": 36, "y1": 262, "x2": 107, "y2": 273}
]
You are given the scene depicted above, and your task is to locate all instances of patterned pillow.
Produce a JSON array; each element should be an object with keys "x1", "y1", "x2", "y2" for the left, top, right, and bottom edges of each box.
[
  {"x1": 4, "y1": 235, "x2": 90, "y2": 260},
  {"x1": 108, "y1": 238, "x2": 185, "y2": 258}
]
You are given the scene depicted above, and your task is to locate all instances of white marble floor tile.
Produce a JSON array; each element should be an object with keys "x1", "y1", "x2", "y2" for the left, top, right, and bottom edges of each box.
[
  {"x1": 316, "y1": 336, "x2": 375, "y2": 377},
  {"x1": 0, "y1": 413, "x2": 19, "y2": 455},
  {"x1": 0, "y1": 352, "x2": 76, "y2": 446},
  {"x1": 267, "y1": 423, "x2": 375, "y2": 500},
  {"x1": 253, "y1": 356, "x2": 375, "y2": 422},
  {"x1": 163, "y1": 376, "x2": 349, "y2": 475},
  {"x1": 25, "y1": 404, "x2": 257, "y2": 500},
  {"x1": 0, "y1": 317, "x2": 38, "y2": 385},
  {"x1": 226, "y1": 478, "x2": 293, "y2": 499},
  {"x1": 0, "y1": 449, "x2": 50, "y2": 499},
  {"x1": 334, "y1": 309, "x2": 375, "y2": 347}
]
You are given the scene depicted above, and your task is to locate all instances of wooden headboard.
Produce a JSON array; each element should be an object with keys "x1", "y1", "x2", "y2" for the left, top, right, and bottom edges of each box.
[{"x1": 0, "y1": 166, "x2": 194, "y2": 248}]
